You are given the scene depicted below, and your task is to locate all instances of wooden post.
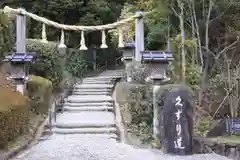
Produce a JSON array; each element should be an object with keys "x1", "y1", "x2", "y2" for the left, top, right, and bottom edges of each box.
[
  {"x1": 16, "y1": 10, "x2": 26, "y2": 94},
  {"x1": 135, "y1": 11, "x2": 144, "y2": 61}
]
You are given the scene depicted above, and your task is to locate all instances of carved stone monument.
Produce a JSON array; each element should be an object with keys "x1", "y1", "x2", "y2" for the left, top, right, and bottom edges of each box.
[{"x1": 161, "y1": 87, "x2": 194, "y2": 155}]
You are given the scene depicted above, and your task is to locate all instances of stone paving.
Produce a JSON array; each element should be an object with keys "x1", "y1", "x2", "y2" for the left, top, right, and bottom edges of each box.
[{"x1": 12, "y1": 70, "x2": 232, "y2": 160}]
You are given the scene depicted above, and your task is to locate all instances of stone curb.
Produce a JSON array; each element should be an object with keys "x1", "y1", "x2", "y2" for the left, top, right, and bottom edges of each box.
[
  {"x1": 112, "y1": 82, "x2": 130, "y2": 144},
  {"x1": 2, "y1": 117, "x2": 48, "y2": 160}
]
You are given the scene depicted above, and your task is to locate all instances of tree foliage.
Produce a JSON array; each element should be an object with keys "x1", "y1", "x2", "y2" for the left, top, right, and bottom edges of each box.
[{"x1": 0, "y1": 9, "x2": 13, "y2": 57}]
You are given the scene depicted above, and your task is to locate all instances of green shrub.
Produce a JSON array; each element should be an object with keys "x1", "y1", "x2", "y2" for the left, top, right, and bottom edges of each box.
[
  {"x1": 194, "y1": 116, "x2": 212, "y2": 137},
  {"x1": 186, "y1": 65, "x2": 201, "y2": 89},
  {"x1": 27, "y1": 75, "x2": 52, "y2": 115},
  {"x1": 0, "y1": 87, "x2": 30, "y2": 149},
  {"x1": 26, "y1": 39, "x2": 63, "y2": 89},
  {"x1": 66, "y1": 48, "x2": 88, "y2": 77},
  {"x1": 125, "y1": 61, "x2": 150, "y2": 83},
  {"x1": 116, "y1": 82, "x2": 153, "y2": 143}
]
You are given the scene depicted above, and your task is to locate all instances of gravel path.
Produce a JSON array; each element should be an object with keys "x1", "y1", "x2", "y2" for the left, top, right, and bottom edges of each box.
[
  {"x1": 11, "y1": 70, "x2": 232, "y2": 160},
  {"x1": 13, "y1": 134, "x2": 230, "y2": 160}
]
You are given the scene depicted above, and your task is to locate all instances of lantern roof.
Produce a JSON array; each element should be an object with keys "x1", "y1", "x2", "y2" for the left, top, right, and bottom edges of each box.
[
  {"x1": 141, "y1": 51, "x2": 174, "y2": 63},
  {"x1": 3, "y1": 52, "x2": 36, "y2": 62}
]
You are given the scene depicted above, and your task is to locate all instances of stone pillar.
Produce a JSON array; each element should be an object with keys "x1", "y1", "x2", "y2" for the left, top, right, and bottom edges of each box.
[
  {"x1": 153, "y1": 83, "x2": 161, "y2": 139},
  {"x1": 161, "y1": 87, "x2": 194, "y2": 155},
  {"x1": 135, "y1": 11, "x2": 144, "y2": 61},
  {"x1": 16, "y1": 80, "x2": 25, "y2": 93},
  {"x1": 152, "y1": 78, "x2": 170, "y2": 139},
  {"x1": 125, "y1": 60, "x2": 133, "y2": 82},
  {"x1": 16, "y1": 10, "x2": 26, "y2": 94}
]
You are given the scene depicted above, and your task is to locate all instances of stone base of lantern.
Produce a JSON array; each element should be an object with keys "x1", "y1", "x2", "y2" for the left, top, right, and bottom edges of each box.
[
  {"x1": 122, "y1": 57, "x2": 133, "y2": 67},
  {"x1": 13, "y1": 78, "x2": 28, "y2": 94},
  {"x1": 123, "y1": 57, "x2": 134, "y2": 83}
]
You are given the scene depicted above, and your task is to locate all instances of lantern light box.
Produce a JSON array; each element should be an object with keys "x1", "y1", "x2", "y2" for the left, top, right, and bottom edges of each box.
[
  {"x1": 122, "y1": 42, "x2": 135, "y2": 62},
  {"x1": 3, "y1": 52, "x2": 36, "y2": 80},
  {"x1": 141, "y1": 51, "x2": 174, "y2": 80}
]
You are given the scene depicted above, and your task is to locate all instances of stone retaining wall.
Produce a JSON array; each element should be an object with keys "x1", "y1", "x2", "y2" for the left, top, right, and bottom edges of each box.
[{"x1": 195, "y1": 136, "x2": 240, "y2": 159}]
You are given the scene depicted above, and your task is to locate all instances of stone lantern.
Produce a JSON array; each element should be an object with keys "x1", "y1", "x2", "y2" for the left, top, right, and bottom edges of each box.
[
  {"x1": 121, "y1": 42, "x2": 135, "y2": 66},
  {"x1": 3, "y1": 52, "x2": 36, "y2": 94},
  {"x1": 121, "y1": 42, "x2": 135, "y2": 82},
  {"x1": 141, "y1": 51, "x2": 173, "y2": 81},
  {"x1": 141, "y1": 50, "x2": 174, "y2": 140}
]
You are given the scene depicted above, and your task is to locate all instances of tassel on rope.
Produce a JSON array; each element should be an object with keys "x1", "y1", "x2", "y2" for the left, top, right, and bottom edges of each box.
[
  {"x1": 79, "y1": 30, "x2": 87, "y2": 50},
  {"x1": 118, "y1": 27, "x2": 124, "y2": 48},
  {"x1": 58, "y1": 29, "x2": 66, "y2": 48},
  {"x1": 41, "y1": 23, "x2": 48, "y2": 43},
  {"x1": 100, "y1": 30, "x2": 108, "y2": 48}
]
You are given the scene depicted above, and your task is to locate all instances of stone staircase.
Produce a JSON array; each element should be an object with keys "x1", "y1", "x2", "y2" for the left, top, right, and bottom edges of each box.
[
  {"x1": 14, "y1": 69, "x2": 233, "y2": 160},
  {"x1": 50, "y1": 70, "x2": 124, "y2": 140}
]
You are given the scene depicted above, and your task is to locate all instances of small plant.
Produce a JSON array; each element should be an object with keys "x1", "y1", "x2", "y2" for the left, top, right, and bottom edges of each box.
[
  {"x1": 66, "y1": 49, "x2": 88, "y2": 78},
  {"x1": 194, "y1": 116, "x2": 212, "y2": 137},
  {"x1": 125, "y1": 61, "x2": 150, "y2": 83}
]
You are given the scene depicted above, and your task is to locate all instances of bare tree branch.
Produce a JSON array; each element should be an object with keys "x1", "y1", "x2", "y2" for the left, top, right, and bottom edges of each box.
[
  {"x1": 210, "y1": 5, "x2": 231, "y2": 23},
  {"x1": 171, "y1": 7, "x2": 180, "y2": 17},
  {"x1": 215, "y1": 36, "x2": 239, "y2": 59},
  {"x1": 205, "y1": 0, "x2": 214, "y2": 50},
  {"x1": 211, "y1": 86, "x2": 234, "y2": 120}
]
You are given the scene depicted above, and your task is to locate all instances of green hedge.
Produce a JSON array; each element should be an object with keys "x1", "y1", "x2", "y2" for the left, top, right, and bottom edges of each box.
[
  {"x1": 0, "y1": 87, "x2": 30, "y2": 149},
  {"x1": 27, "y1": 75, "x2": 52, "y2": 115},
  {"x1": 26, "y1": 39, "x2": 63, "y2": 89}
]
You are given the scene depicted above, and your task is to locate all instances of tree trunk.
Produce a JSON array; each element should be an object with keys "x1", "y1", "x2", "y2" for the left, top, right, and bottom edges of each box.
[
  {"x1": 198, "y1": 0, "x2": 213, "y2": 107},
  {"x1": 205, "y1": 0, "x2": 213, "y2": 50},
  {"x1": 179, "y1": 1, "x2": 186, "y2": 83},
  {"x1": 191, "y1": 0, "x2": 204, "y2": 68},
  {"x1": 190, "y1": 5, "x2": 196, "y2": 66}
]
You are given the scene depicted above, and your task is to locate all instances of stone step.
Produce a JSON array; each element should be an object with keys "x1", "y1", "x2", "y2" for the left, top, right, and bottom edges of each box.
[
  {"x1": 72, "y1": 91, "x2": 111, "y2": 96},
  {"x1": 74, "y1": 84, "x2": 114, "y2": 89},
  {"x1": 63, "y1": 106, "x2": 114, "y2": 112},
  {"x1": 56, "y1": 111, "x2": 115, "y2": 127},
  {"x1": 97, "y1": 75, "x2": 121, "y2": 79},
  {"x1": 81, "y1": 81, "x2": 113, "y2": 84},
  {"x1": 52, "y1": 127, "x2": 118, "y2": 134},
  {"x1": 53, "y1": 123, "x2": 115, "y2": 129},
  {"x1": 98, "y1": 72, "x2": 123, "y2": 75},
  {"x1": 65, "y1": 95, "x2": 113, "y2": 103},
  {"x1": 64, "y1": 102, "x2": 113, "y2": 107},
  {"x1": 82, "y1": 78, "x2": 113, "y2": 82},
  {"x1": 82, "y1": 78, "x2": 112, "y2": 81},
  {"x1": 83, "y1": 77, "x2": 115, "y2": 81},
  {"x1": 73, "y1": 88, "x2": 112, "y2": 92}
]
